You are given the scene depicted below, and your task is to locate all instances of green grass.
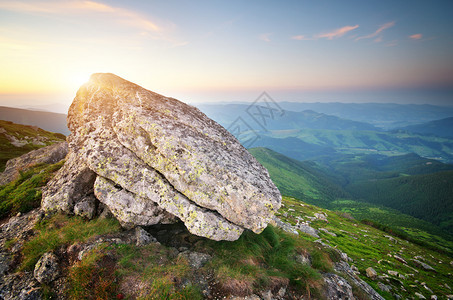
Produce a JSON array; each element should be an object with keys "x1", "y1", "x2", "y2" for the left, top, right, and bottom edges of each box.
[
  {"x1": 250, "y1": 147, "x2": 453, "y2": 249},
  {"x1": 0, "y1": 120, "x2": 65, "y2": 172},
  {"x1": 199, "y1": 225, "x2": 327, "y2": 297},
  {"x1": 330, "y1": 199, "x2": 453, "y2": 252},
  {"x1": 67, "y1": 244, "x2": 118, "y2": 300},
  {"x1": 0, "y1": 160, "x2": 65, "y2": 219},
  {"x1": 20, "y1": 214, "x2": 121, "y2": 271},
  {"x1": 278, "y1": 196, "x2": 453, "y2": 300},
  {"x1": 249, "y1": 147, "x2": 347, "y2": 207},
  {"x1": 115, "y1": 243, "x2": 203, "y2": 300}
]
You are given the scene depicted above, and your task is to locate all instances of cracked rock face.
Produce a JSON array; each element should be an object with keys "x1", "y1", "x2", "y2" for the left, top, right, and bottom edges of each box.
[{"x1": 42, "y1": 73, "x2": 281, "y2": 241}]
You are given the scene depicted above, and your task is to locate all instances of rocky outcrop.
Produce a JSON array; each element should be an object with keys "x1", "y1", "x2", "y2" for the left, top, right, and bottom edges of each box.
[
  {"x1": 323, "y1": 273, "x2": 354, "y2": 299},
  {"x1": 34, "y1": 252, "x2": 59, "y2": 284},
  {"x1": 335, "y1": 261, "x2": 385, "y2": 300},
  {"x1": 42, "y1": 73, "x2": 281, "y2": 241},
  {"x1": 0, "y1": 141, "x2": 67, "y2": 186}
]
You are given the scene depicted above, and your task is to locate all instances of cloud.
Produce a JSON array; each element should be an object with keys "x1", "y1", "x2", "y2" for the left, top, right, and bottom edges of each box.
[
  {"x1": 291, "y1": 35, "x2": 309, "y2": 41},
  {"x1": 259, "y1": 33, "x2": 272, "y2": 42},
  {"x1": 314, "y1": 25, "x2": 359, "y2": 40},
  {"x1": 0, "y1": 1, "x2": 161, "y2": 32},
  {"x1": 355, "y1": 21, "x2": 395, "y2": 41},
  {"x1": 409, "y1": 33, "x2": 423, "y2": 40}
]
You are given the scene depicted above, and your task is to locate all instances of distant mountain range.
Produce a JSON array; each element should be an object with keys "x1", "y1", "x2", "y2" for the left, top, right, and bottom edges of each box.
[
  {"x1": 197, "y1": 104, "x2": 380, "y2": 131},
  {"x1": 399, "y1": 117, "x2": 453, "y2": 138},
  {"x1": 274, "y1": 102, "x2": 453, "y2": 129},
  {"x1": 196, "y1": 103, "x2": 453, "y2": 163},
  {"x1": 0, "y1": 106, "x2": 69, "y2": 135}
]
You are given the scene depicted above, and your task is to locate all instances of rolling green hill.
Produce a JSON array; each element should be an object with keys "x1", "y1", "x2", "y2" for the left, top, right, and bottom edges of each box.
[
  {"x1": 347, "y1": 171, "x2": 453, "y2": 233},
  {"x1": 248, "y1": 147, "x2": 347, "y2": 207},
  {"x1": 264, "y1": 128, "x2": 453, "y2": 163},
  {"x1": 400, "y1": 117, "x2": 453, "y2": 138},
  {"x1": 250, "y1": 147, "x2": 453, "y2": 246}
]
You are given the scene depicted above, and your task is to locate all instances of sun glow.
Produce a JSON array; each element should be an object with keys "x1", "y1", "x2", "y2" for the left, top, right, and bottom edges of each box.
[{"x1": 67, "y1": 73, "x2": 90, "y2": 91}]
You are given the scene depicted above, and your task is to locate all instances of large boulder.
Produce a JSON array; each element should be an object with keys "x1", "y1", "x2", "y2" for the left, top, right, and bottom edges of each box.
[{"x1": 42, "y1": 73, "x2": 281, "y2": 241}]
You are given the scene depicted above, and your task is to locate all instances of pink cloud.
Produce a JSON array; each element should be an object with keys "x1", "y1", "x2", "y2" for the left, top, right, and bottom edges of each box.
[
  {"x1": 291, "y1": 35, "x2": 306, "y2": 40},
  {"x1": 0, "y1": 0, "x2": 161, "y2": 32},
  {"x1": 315, "y1": 25, "x2": 359, "y2": 40},
  {"x1": 409, "y1": 33, "x2": 423, "y2": 40},
  {"x1": 356, "y1": 21, "x2": 395, "y2": 41}
]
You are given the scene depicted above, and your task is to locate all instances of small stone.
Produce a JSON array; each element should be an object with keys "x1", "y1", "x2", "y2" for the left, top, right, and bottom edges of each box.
[
  {"x1": 323, "y1": 273, "x2": 354, "y2": 300},
  {"x1": 277, "y1": 286, "x2": 286, "y2": 297},
  {"x1": 34, "y1": 252, "x2": 59, "y2": 284},
  {"x1": 314, "y1": 213, "x2": 328, "y2": 221},
  {"x1": 74, "y1": 195, "x2": 97, "y2": 219},
  {"x1": 388, "y1": 270, "x2": 398, "y2": 276},
  {"x1": 298, "y1": 224, "x2": 319, "y2": 238},
  {"x1": 411, "y1": 259, "x2": 436, "y2": 272},
  {"x1": 135, "y1": 226, "x2": 157, "y2": 246},
  {"x1": 319, "y1": 228, "x2": 337, "y2": 237},
  {"x1": 260, "y1": 290, "x2": 273, "y2": 300},
  {"x1": 423, "y1": 285, "x2": 433, "y2": 293},
  {"x1": 295, "y1": 253, "x2": 311, "y2": 265},
  {"x1": 394, "y1": 254, "x2": 407, "y2": 264},
  {"x1": 430, "y1": 295, "x2": 437, "y2": 300},
  {"x1": 0, "y1": 252, "x2": 11, "y2": 276},
  {"x1": 378, "y1": 282, "x2": 392, "y2": 292},
  {"x1": 415, "y1": 292, "x2": 426, "y2": 299},
  {"x1": 366, "y1": 267, "x2": 377, "y2": 279}
]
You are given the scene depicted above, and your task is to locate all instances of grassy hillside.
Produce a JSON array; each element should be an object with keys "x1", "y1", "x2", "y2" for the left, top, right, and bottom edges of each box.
[
  {"x1": 251, "y1": 147, "x2": 453, "y2": 247},
  {"x1": 277, "y1": 197, "x2": 453, "y2": 299},
  {"x1": 249, "y1": 147, "x2": 347, "y2": 207},
  {"x1": 347, "y1": 171, "x2": 453, "y2": 233},
  {"x1": 0, "y1": 120, "x2": 66, "y2": 172},
  {"x1": 6, "y1": 195, "x2": 453, "y2": 299}
]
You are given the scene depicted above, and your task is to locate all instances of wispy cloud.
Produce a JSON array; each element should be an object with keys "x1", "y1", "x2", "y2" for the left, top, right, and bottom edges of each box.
[
  {"x1": 0, "y1": 1, "x2": 162, "y2": 33},
  {"x1": 355, "y1": 21, "x2": 395, "y2": 42},
  {"x1": 315, "y1": 25, "x2": 359, "y2": 40},
  {"x1": 291, "y1": 35, "x2": 310, "y2": 41},
  {"x1": 409, "y1": 33, "x2": 423, "y2": 40},
  {"x1": 259, "y1": 33, "x2": 272, "y2": 42}
]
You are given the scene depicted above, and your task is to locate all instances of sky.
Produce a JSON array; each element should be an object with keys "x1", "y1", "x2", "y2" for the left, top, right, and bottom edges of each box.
[{"x1": 0, "y1": 0, "x2": 453, "y2": 111}]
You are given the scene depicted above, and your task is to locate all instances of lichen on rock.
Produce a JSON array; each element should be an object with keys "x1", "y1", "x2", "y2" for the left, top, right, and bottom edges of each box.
[{"x1": 42, "y1": 73, "x2": 281, "y2": 241}]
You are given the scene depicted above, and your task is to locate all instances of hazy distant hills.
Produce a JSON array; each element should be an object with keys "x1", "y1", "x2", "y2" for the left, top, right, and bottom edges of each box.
[
  {"x1": 0, "y1": 106, "x2": 69, "y2": 135},
  {"x1": 196, "y1": 102, "x2": 453, "y2": 163},
  {"x1": 198, "y1": 102, "x2": 453, "y2": 129},
  {"x1": 197, "y1": 104, "x2": 380, "y2": 131},
  {"x1": 399, "y1": 117, "x2": 453, "y2": 138},
  {"x1": 277, "y1": 102, "x2": 453, "y2": 129}
]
